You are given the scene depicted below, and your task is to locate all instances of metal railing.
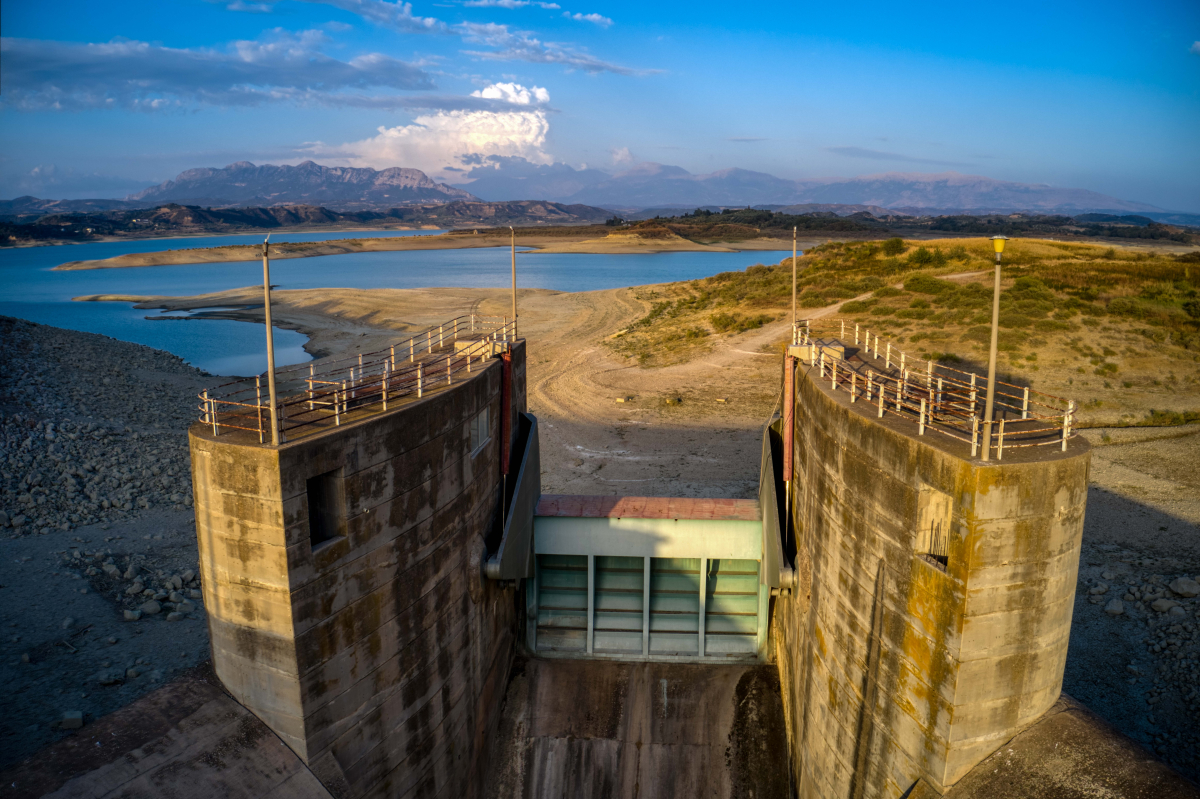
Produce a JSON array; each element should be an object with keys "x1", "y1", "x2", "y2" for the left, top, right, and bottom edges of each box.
[
  {"x1": 792, "y1": 319, "x2": 1077, "y2": 459},
  {"x1": 197, "y1": 315, "x2": 516, "y2": 443}
]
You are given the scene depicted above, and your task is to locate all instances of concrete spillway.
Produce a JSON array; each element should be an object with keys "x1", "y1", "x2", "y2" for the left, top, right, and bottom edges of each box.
[{"x1": 484, "y1": 657, "x2": 789, "y2": 798}]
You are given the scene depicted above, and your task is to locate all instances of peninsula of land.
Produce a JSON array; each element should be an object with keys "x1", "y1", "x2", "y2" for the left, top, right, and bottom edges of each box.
[{"x1": 53, "y1": 228, "x2": 803, "y2": 270}]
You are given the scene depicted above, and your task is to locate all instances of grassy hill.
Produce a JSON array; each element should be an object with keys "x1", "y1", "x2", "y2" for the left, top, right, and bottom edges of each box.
[{"x1": 609, "y1": 237, "x2": 1200, "y2": 426}]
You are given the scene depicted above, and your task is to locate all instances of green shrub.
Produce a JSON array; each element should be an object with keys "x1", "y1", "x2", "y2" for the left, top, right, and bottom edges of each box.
[
  {"x1": 710, "y1": 312, "x2": 774, "y2": 333},
  {"x1": 881, "y1": 237, "x2": 906, "y2": 256},
  {"x1": 1139, "y1": 409, "x2": 1200, "y2": 426},
  {"x1": 873, "y1": 286, "x2": 904, "y2": 299},
  {"x1": 840, "y1": 300, "x2": 876, "y2": 314},
  {"x1": 908, "y1": 247, "x2": 934, "y2": 266},
  {"x1": 905, "y1": 273, "x2": 955, "y2": 295}
]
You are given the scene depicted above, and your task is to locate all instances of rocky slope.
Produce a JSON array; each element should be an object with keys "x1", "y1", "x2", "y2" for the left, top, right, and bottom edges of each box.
[
  {"x1": 128, "y1": 160, "x2": 478, "y2": 209},
  {"x1": 0, "y1": 317, "x2": 218, "y2": 768}
]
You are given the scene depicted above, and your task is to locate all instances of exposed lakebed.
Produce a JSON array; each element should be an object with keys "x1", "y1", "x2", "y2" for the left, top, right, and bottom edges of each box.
[{"x1": 1, "y1": 232, "x2": 791, "y2": 376}]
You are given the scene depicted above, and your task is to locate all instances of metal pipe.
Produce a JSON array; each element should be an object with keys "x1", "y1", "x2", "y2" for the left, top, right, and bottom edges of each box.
[
  {"x1": 255, "y1": 376, "x2": 263, "y2": 444},
  {"x1": 981, "y1": 251, "x2": 1002, "y2": 460},
  {"x1": 261, "y1": 235, "x2": 281, "y2": 445},
  {"x1": 511, "y1": 226, "x2": 518, "y2": 338}
]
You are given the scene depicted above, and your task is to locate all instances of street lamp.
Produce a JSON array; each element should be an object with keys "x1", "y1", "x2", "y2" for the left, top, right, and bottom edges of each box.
[{"x1": 981, "y1": 235, "x2": 1008, "y2": 461}]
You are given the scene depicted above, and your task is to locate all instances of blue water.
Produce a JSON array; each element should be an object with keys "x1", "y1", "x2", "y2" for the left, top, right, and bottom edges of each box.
[{"x1": 0, "y1": 230, "x2": 790, "y2": 376}]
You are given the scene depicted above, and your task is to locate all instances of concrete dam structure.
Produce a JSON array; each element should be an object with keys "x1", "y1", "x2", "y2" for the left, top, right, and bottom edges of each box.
[{"x1": 185, "y1": 316, "x2": 1193, "y2": 797}]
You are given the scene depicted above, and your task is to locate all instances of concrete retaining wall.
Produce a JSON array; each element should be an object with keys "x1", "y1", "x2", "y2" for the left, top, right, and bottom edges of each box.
[
  {"x1": 775, "y1": 358, "x2": 1090, "y2": 798},
  {"x1": 189, "y1": 341, "x2": 527, "y2": 799}
]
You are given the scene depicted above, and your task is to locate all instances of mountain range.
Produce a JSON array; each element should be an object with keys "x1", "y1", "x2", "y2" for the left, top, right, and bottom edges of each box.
[
  {"x1": 450, "y1": 158, "x2": 1166, "y2": 215},
  {"x1": 2, "y1": 159, "x2": 1194, "y2": 225},
  {"x1": 128, "y1": 161, "x2": 478, "y2": 209}
]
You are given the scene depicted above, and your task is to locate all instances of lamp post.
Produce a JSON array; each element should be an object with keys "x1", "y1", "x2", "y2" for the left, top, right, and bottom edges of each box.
[
  {"x1": 981, "y1": 235, "x2": 1008, "y2": 461},
  {"x1": 791, "y1": 226, "x2": 797, "y2": 343}
]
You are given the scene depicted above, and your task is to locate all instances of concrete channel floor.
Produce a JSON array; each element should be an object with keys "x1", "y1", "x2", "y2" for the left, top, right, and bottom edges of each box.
[{"x1": 483, "y1": 656, "x2": 790, "y2": 799}]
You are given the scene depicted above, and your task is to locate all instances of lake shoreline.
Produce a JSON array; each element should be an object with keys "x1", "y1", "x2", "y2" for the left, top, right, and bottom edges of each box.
[
  {"x1": 53, "y1": 231, "x2": 809, "y2": 271},
  {"x1": 2, "y1": 224, "x2": 441, "y2": 251}
]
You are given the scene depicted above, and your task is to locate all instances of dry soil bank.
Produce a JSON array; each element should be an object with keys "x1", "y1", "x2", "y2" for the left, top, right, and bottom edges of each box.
[{"x1": 2, "y1": 282, "x2": 1198, "y2": 780}]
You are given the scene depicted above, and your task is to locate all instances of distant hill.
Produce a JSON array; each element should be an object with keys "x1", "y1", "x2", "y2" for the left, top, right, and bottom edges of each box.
[
  {"x1": 0, "y1": 200, "x2": 613, "y2": 245},
  {"x1": 128, "y1": 161, "x2": 478, "y2": 209},
  {"x1": 453, "y1": 158, "x2": 1169, "y2": 216}
]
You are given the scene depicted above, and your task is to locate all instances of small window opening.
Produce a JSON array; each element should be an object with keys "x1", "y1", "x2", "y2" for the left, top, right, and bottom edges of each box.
[
  {"x1": 307, "y1": 468, "x2": 345, "y2": 548},
  {"x1": 918, "y1": 521, "x2": 949, "y2": 572},
  {"x1": 915, "y1": 486, "x2": 953, "y2": 573},
  {"x1": 470, "y1": 409, "x2": 490, "y2": 456}
]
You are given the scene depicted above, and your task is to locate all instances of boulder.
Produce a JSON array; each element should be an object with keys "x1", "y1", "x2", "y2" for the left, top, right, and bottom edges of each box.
[
  {"x1": 1104, "y1": 599, "x2": 1125, "y2": 616},
  {"x1": 1169, "y1": 577, "x2": 1200, "y2": 598},
  {"x1": 1151, "y1": 598, "x2": 1180, "y2": 613}
]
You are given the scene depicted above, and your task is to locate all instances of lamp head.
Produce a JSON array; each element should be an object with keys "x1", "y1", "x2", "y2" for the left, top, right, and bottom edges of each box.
[{"x1": 991, "y1": 235, "x2": 1009, "y2": 254}]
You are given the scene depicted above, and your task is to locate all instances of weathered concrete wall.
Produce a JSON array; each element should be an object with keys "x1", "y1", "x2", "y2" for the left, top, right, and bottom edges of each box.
[
  {"x1": 775, "y1": 359, "x2": 1091, "y2": 798},
  {"x1": 190, "y1": 341, "x2": 527, "y2": 799}
]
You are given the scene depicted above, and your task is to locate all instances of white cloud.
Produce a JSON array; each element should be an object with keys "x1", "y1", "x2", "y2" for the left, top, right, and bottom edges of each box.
[
  {"x1": 299, "y1": 0, "x2": 642, "y2": 74},
  {"x1": 322, "y1": 82, "x2": 552, "y2": 179},
  {"x1": 563, "y1": 12, "x2": 612, "y2": 28},
  {"x1": 464, "y1": 0, "x2": 561, "y2": 8},
  {"x1": 1191, "y1": 41, "x2": 1200, "y2": 55},
  {"x1": 0, "y1": 31, "x2": 434, "y2": 111},
  {"x1": 226, "y1": 1, "x2": 275, "y2": 12},
  {"x1": 610, "y1": 146, "x2": 634, "y2": 165},
  {"x1": 471, "y1": 81, "x2": 549, "y2": 105},
  {"x1": 458, "y1": 21, "x2": 638, "y2": 74},
  {"x1": 295, "y1": 0, "x2": 443, "y2": 33}
]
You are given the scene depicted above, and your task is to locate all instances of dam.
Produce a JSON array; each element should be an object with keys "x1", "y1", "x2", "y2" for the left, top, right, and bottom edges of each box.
[{"x1": 170, "y1": 317, "x2": 1194, "y2": 798}]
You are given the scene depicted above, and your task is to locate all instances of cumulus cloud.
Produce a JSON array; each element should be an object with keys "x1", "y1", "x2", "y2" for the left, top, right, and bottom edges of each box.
[
  {"x1": 1191, "y1": 41, "x2": 1200, "y2": 55},
  {"x1": 320, "y1": 82, "x2": 552, "y2": 179},
  {"x1": 459, "y1": 21, "x2": 639, "y2": 74},
  {"x1": 471, "y1": 81, "x2": 549, "y2": 105},
  {"x1": 563, "y1": 12, "x2": 612, "y2": 27},
  {"x1": 0, "y1": 30, "x2": 435, "y2": 111},
  {"x1": 464, "y1": 0, "x2": 561, "y2": 8},
  {"x1": 610, "y1": 146, "x2": 634, "y2": 165}
]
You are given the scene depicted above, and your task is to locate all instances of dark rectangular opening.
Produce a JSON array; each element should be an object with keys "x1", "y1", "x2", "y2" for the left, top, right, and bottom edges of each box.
[
  {"x1": 307, "y1": 468, "x2": 345, "y2": 548},
  {"x1": 919, "y1": 520, "x2": 949, "y2": 572}
]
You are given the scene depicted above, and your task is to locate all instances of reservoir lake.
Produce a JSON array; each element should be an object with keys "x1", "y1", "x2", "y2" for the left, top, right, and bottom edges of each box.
[{"x1": 0, "y1": 230, "x2": 791, "y2": 376}]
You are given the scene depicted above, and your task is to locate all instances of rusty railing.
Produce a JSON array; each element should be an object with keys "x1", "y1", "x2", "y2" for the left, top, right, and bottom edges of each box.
[
  {"x1": 793, "y1": 318, "x2": 1077, "y2": 459},
  {"x1": 198, "y1": 314, "x2": 516, "y2": 443}
]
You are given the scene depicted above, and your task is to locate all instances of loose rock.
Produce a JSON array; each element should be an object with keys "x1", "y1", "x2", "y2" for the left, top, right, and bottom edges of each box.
[
  {"x1": 1105, "y1": 599, "x2": 1125, "y2": 616},
  {"x1": 139, "y1": 600, "x2": 161, "y2": 615},
  {"x1": 1152, "y1": 598, "x2": 1181, "y2": 613},
  {"x1": 1169, "y1": 577, "x2": 1200, "y2": 598}
]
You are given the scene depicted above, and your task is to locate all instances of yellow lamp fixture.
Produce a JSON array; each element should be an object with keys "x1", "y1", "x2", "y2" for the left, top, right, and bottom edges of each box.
[{"x1": 991, "y1": 235, "x2": 1009, "y2": 254}]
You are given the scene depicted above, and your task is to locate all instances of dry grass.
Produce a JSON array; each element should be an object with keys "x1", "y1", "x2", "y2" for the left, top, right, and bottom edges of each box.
[{"x1": 606, "y1": 237, "x2": 1200, "y2": 425}]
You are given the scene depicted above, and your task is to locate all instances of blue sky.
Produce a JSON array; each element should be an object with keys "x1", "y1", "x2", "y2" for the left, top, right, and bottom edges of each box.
[{"x1": 2, "y1": 0, "x2": 1198, "y2": 210}]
